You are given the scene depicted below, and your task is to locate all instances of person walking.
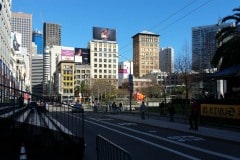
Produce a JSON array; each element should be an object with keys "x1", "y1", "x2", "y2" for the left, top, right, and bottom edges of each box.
[
  {"x1": 140, "y1": 101, "x2": 147, "y2": 120},
  {"x1": 168, "y1": 102, "x2": 175, "y2": 122},
  {"x1": 189, "y1": 98, "x2": 201, "y2": 130}
]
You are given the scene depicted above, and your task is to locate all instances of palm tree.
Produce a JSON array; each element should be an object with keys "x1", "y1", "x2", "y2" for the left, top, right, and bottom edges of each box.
[{"x1": 211, "y1": 7, "x2": 240, "y2": 70}]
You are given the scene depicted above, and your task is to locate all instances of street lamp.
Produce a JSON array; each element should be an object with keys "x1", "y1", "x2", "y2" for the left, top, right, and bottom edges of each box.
[{"x1": 129, "y1": 61, "x2": 133, "y2": 113}]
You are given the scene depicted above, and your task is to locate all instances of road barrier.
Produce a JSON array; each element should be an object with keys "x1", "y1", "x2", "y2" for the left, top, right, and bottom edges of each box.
[{"x1": 96, "y1": 134, "x2": 133, "y2": 160}]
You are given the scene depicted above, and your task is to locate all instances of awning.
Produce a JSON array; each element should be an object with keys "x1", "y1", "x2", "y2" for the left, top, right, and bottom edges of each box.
[{"x1": 209, "y1": 65, "x2": 240, "y2": 79}]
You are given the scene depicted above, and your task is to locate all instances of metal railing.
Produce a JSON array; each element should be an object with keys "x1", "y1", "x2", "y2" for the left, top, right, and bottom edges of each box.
[
  {"x1": 0, "y1": 83, "x2": 85, "y2": 159},
  {"x1": 96, "y1": 134, "x2": 133, "y2": 160}
]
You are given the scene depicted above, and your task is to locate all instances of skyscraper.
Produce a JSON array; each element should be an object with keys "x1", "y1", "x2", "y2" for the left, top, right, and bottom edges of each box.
[
  {"x1": 160, "y1": 47, "x2": 174, "y2": 73},
  {"x1": 43, "y1": 22, "x2": 61, "y2": 47},
  {"x1": 11, "y1": 12, "x2": 32, "y2": 55},
  {"x1": 11, "y1": 12, "x2": 32, "y2": 92},
  {"x1": 32, "y1": 30, "x2": 43, "y2": 54},
  {"x1": 132, "y1": 31, "x2": 160, "y2": 78},
  {"x1": 192, "y1": 24, "x2": 229, "y2": 71}
]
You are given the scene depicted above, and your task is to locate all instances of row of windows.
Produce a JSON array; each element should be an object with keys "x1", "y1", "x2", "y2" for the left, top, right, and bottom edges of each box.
[
  {"x1": 94, "y1": 47, "x2": 117, "y2": 52},
  {"x1": 93, "y1": 58, "x2": 117, "y2": 63},
  {"x1": 93, "y1": 69, "x2": 117, "y2": 74},
  {"x1": 94, "y1": 42, "x2": 117, "y2": 48},
  {"x1": 93, "y1": 75, "x2": 117, "y2": 79},
  {"x1": 140, "y1": 42, "x2": 158, "y2": 47},
  {"x1": 94, "y1": 64, "x2": 117, "y2": 68},
  {"x1": 93, "y1": 52, "x2": 117, "y2": 57},
  {"x1": 63, "y1": 89, "x2": 73, "y2": 94}
]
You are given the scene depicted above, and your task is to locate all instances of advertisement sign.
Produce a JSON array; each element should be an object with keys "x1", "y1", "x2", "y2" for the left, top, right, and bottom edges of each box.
[
  {"x1": 75, "y1": 48, "x2": 90, "y2": 64},
  {"x1": 93, "y1": 27, "x2": 116, "y2": 41},
  {"x1": 61, "y1": 46, "x2": 74, "y2": 61},
  {"x1": 201, "y1": 104, "x2": 240, "y2": 119},
  {"x1": 11, "y1": 32, "x2": 22, "y2": 53}
]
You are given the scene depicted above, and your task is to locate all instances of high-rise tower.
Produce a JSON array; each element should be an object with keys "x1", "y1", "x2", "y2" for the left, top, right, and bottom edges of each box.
[
  {"x1": 160, "y1": 47, "x2": 174, "y2": 73},
  {"x1": 132, "y1": 31, "x2": 160, "y2": 78},
  {"x1": 11, "y1": 12, "x2": 32, "y2": 92},
  {"x1": 43, "y1": 22, "x2": 61, "y2": 47}
]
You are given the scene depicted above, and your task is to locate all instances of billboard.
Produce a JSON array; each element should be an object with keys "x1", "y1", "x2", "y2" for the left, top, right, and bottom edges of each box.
[
  {"x1": 11, "y1": 32, "x2": 22, "y2": 53},
  {"x1": 75, "y1": 48, "x2": 90, "y2": 64},
  {"x1": 93, "y1": 27, "x2": 116, "y2": 41},
  {"x1": 61, "y1": 46, "x2": 74, "y2": 61}
]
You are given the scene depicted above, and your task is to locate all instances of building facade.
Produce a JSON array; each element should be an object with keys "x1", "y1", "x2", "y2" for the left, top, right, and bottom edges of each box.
[
  {"x1": 11, "y1": 12, "x2": 32, "y2": 92},
  {"x1": 132, "y1": 31, "x2": 160, "y2": 78},
  {"x1": 192, "y1": 24, "x2": 229, "y2": 71},
  {"x1": 43, "y1": 22, "x2": 61, "y2": 47},
  {"x1": 118, "y1": 61, "x2": 133, "y2": 88},
  {"x1": 31, "y1": 54, "x2": 43, "y2": 97},
  {"x1": 160, "y1": 47, "x2": 174, "y2": 73}
]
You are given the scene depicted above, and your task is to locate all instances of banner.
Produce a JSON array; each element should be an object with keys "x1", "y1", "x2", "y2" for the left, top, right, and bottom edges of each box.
[{"x1": 201, "y1": 104, "x2": 240, "y2": 119}]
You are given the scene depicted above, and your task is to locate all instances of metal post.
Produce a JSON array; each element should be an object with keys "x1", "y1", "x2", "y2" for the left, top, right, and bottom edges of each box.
[{"x1": 129, "y1": 61, "x2": 133, "y2": 113}]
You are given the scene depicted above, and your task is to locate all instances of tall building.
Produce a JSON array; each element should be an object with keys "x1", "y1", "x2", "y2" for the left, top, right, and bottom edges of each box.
[
  {"x1": 132, "y1": 31, "x2": 160, "y2": 78},
  {"x1": 32, "y1": 30, "x2": 43, "y2": 54},
  {"x1": 160, "y1": 47, "x2": 174, "y2": 73},
  {"x1": 89, "y1": 27, "x2": 119, "y2": 89},
  {"x1": 11, "y1": 12, "x2": 33, "y2": 92},
  {"x1": 43, "y1": 22, "x2": 61, "y2": 47},
  {"x1": 31, "y1": 54, "x2": 43, "y2": 97},
  {"x1": 192, "y1": 24, "x2": 229, "y2": 71},
  {"x1": 1, "y1": 0, "x2": 13, "y2": 103}
]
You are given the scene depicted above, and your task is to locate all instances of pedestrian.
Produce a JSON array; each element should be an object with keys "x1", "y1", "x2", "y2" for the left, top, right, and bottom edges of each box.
[
  {"x1": 139, "y1": 101, "x2": 147, "y2": 120},
  {"x1": 168, "y1": 102, "x2": 175, "y2": 122},
  {"x1": 118, "y1": 102, "x2": 123, "y2": 112},
  {"x1": 112, "y1": 102, "x2": 117, "y2": 114},
  {"x1": 189, "y1": 98, "x2": 201, "y2": 130},
  {"x1": 159, "y1": 101, "x2": 164, "y2": 115}
]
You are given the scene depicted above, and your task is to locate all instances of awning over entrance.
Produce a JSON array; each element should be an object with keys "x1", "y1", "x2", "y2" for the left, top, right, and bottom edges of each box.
[{"x1": 209, "y1": 65, "x2": 240, "y2": 79}]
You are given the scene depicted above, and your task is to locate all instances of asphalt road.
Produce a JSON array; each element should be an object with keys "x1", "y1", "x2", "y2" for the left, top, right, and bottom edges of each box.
[{"x1": 52, "y1": 111, "x2": 240, "y2": 160}]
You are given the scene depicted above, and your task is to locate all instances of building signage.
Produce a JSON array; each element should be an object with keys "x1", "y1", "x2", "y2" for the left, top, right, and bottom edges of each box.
[{"x1": 201, "y1": 104, "x2": 240, "y2": 119}]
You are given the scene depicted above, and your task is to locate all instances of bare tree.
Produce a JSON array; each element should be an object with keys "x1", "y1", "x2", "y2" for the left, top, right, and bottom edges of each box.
[{"x1": 175, "y1": 41, "x2": 192, "y2": 101}]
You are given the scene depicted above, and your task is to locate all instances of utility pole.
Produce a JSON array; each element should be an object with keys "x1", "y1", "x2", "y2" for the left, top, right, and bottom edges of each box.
[{"x1": 129, "y1": 61, "x2": 133, "y2": 113}]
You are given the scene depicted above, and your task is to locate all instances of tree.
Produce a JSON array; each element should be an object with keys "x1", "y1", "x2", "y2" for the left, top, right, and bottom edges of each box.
[
  {"x1": 175, "y1": 41, "x2": 192, "y2": 101},
  {"x1": 211, "y1": 7, "x2": 240, "y2": 70}
]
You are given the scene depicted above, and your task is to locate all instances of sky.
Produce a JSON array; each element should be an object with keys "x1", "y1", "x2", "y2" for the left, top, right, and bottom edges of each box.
[{"x1": 12, "y1": 0, "x2": 240, "y2": 62}]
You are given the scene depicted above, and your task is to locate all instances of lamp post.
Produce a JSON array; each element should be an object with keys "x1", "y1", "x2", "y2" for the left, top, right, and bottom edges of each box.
[{"x1": 129, "y1": 61, "x2": 133, "y2": 113}]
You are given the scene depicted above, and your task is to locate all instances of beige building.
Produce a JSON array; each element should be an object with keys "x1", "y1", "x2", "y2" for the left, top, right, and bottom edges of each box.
[
  {"x1": 132, "y1": 31, "x2": 160, "y2": 78},
  {"x1": 88, "y1": 40, "x2": 119, "y2": 88}
]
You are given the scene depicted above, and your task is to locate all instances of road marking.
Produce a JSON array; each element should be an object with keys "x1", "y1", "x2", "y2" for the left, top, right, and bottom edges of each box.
[
  {"x1": 85, "y1": 118, "x2": 200, "y2": 160},
  {"x1": 117, "y1": 122, "x2": 137, "y2": 126},
  {"x1": 86, "y1": 117, "x2": 240, "y2": 160},
  {"x1": 168, "y1": 136, "x2": 204, "y2": 142}
]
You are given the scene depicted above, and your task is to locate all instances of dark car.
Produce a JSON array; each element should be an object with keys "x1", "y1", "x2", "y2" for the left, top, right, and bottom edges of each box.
[{"x1": 72, "y1": 103, "x2": 84, "y2": 113}]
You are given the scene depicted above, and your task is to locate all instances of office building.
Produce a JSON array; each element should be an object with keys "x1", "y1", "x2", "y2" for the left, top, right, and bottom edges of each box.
[
  {"x1": 160, "y1": 47, "x2": 174, "y2": 73},
  {"x1": 43, "y1": 22, "x2": 61, "y2": 47},
  {"x1": 192, "y1": 24, "x2": 229, "y2": 71},
  {"x1": 132, "y1": 31, "x2": 160, "y2": 78},
  {"x1": 31, "y1": 54, "x2": 43, "y2": 97},
  {"x1": 89, "y1": 27, "x2": 119, "y2": 89},
  {"x1": 11, "y1": 12, "x2": 33, "y2": 92}
]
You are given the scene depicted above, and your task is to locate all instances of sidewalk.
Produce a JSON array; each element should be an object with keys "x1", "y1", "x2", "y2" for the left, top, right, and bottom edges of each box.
[{"x1": 106, "y1": 112, "x2": 240, "y2": 143}]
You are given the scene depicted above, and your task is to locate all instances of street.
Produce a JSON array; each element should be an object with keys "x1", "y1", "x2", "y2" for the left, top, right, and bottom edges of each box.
[{"x1": 52, "y1": 110, "x2": 240, "y2": 160}]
